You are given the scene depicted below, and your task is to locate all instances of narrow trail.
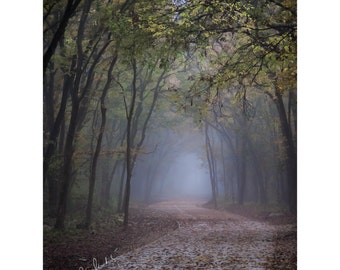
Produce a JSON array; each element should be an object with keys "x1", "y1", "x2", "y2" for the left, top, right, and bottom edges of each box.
[{"x1": 100, "y1": 200, "x2": 296, "y2": 269}]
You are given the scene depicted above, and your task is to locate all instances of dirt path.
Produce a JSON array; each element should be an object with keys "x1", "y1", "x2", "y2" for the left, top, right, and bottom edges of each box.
[
  {"x1": 99, "y1": 200, "x2": 296, "y2": 269},
  {"x1": 148, "y1": 200, "x2": 247, "y2": 221}
]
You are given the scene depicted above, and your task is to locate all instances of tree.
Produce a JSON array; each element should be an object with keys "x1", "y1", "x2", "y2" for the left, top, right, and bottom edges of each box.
[
  {"x1": 178, "y1": 0, "x2": 297, "y2": 212},
  {"x1": 204, "y1": 122, "x2": 218, "y2": 208},
  {"x1": 55, "y1": 0, "x2": 113, "y2": 229},
  {"x1": 44, "y1": 0, "x2": 82, "y2": 73},
  {"x1": 84, "y1": 52, "x2": 117, "y2": 228}
]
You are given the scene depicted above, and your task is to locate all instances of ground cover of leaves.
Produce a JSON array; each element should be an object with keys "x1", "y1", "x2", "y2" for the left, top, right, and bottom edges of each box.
[
  {"x1": 44, "y1": 202, "x2": 296, "y2": 269},
  {"x1": 43, "y1": 209, "x2": 178, "y2": 270},
  {"x1": 99, "y1": 202, "x2": 296, "y2": 270}
]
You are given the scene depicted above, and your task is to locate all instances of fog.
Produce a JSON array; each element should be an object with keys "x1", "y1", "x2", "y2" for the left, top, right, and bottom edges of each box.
[
  {"x1": 158, "y1": 153, "x2": 211, "y2": 200},
  {"x1": 130, "y1": 122, "x2": 213, "y2": 204}
]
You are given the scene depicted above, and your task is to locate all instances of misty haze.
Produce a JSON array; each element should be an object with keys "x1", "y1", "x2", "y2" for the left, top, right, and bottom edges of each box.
[
  {"x1": 161, "y1": 153, "x2": 211, "y2": 199},
  {"x1": 143, "y1": 152, "x2": 211, "y2": 200}
]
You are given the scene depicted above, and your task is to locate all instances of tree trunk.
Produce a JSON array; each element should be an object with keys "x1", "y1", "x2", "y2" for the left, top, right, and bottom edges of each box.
[
  {"x1": 220, "y1": 137, "x2": 228, "y2": 200},
  {"x1": 205, "y1": 122, "x2": 217, "y2": 209},
  {"x1": 101, "y1": 123, "x2": 127, "y2": 209},
  {"x1": 237, "y1": 135, "x2": 247, "y2": 205},
  {"x1": 54, "y1": 0, "x2": 95, "y2": 229},
  {"x1": 101, "y1": 160, "x2": 118, "y2": 209},
  {"x1": 84, "y1": 53, "x2": 117, "y2": 228},
  {"x1": 267, "y1": 87, "x2": 297, "y2": 213},
  {"x1": 123, "y1": 59, "x2": 138, "y2": 227},
  {"x1": 44, "y1": 78, "x2": 72, "y2": 216},
  {"x1": 55, "y1": 99, "x2": 80, "y2": 229},
  {"x1": 117, "y1": 161, "x2": 126, "y2": 213},
  {"x1": 122, "y1": 60, "x2": 164, "y2": 226},
  {"x1": 247, "y1": 138, "x2": 267, "y2": 204},
  {"x1": 84, "y1": 105, "x2": 107, "y2": 228},
  {"x1": 143, "y1": 166, "x2": 152, "y2": 203}
]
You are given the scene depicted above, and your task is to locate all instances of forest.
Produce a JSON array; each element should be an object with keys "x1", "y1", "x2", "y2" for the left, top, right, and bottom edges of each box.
[
  {"x1": 44, "y1": 0, "x2": 296, "y2": 227},
  {"x1": 43, "y1": 0, "x2": 297, "y2": 268}
]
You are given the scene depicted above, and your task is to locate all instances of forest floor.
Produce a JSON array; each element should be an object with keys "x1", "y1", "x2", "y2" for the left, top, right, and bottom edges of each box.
[{"x1": 44, "y1": 200, "x2": 296, "y2": 269}]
